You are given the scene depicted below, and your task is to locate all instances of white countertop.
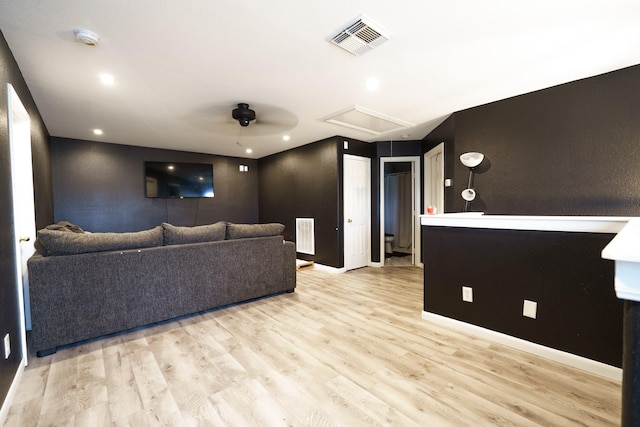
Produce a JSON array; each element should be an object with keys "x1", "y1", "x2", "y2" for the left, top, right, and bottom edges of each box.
[
  {"x1": 420, "y1": 213, "x2": 632, "y2": 233},
  {"x1": 601, "y1": 219, "x2": 640, "y2": 302},
  {"x1": 602, "y1": 219, "x2": 640, "y2": 263}
]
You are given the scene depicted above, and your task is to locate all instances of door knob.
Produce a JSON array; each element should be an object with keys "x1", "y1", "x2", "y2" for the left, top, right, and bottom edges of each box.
[
  {"x1": 19, "y1": 236, "x2": 31, "y2": 242},
  {"x1": 347, "y1": 219, "x2": 353, "y2": 223}
]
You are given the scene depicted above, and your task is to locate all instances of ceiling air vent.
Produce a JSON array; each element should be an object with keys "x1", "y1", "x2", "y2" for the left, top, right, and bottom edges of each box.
[{"x1": 329, "y1": 15, "x2": 391, "y2": 56}]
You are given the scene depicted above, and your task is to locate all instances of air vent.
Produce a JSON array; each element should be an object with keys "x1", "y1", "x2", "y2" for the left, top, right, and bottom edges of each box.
[
  {"x1": 329, "y1": 15, "x2": 391, "y2": 56},
  {"x1": 296, "y1": 218, "x2": 315, "y2": 255}
]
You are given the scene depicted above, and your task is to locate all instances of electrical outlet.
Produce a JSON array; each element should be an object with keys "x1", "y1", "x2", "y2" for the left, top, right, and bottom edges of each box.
[
  {"x1": 462, "y1": 286, "x2": 473, "y2": 303},
  {"x1": 3, "y1": 334, "x2": 10, "y2": 359},
  {"x1": 523, "y1": 300, "x2": 537, "y2": 319}
]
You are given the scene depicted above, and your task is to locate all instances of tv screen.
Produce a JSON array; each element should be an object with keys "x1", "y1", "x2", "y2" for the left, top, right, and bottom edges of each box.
[{"x1": 145, "y1": 161, "x2": 214, "y2": 198}]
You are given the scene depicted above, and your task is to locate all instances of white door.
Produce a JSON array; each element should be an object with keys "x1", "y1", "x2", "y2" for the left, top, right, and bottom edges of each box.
[
  {"x1": 424, "y1": 143, "x2": 445, "y2": 214},
  {"x1": 8, "y1": 84, "x2": 36, "y2": 342},
  {"x1": 344, "y1": 155, "x2": 370, "y2": 270}
]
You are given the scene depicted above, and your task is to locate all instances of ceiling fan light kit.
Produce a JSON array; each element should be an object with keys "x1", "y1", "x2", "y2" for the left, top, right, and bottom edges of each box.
[{"x1": 232, "y1": 103, "x2": 256, "y2": 127}]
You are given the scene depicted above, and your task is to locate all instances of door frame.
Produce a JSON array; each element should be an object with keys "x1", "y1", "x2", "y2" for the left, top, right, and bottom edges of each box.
[
  {"x1": 380, "y1": 156, "x2": 422, "y2": 267},
  {"x1": 424, "y1": 143, "x2": 445, "y2": 214},
  {"x1": 8, "y1": 83, "x2": 33, "y2": 364}
]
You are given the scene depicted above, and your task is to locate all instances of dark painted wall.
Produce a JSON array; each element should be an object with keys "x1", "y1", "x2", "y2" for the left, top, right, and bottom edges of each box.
[
  {"x1": 423, "y1": 226, "x2": 622, "y2": 367},
  {"x1": 258, "y1": 136, "x2": 377, "y2": 268},
  {"x1": 436, "y1": 64, "x2": 640, "y2": 216},
  {"x1": 259, "y1": 137, "x2": 341, "y2": 267},
  {"x1": 0, "y1": 30, "x2": 53, "y2": 410},
  {"x1": 51, "y1": 137, "x2": 258, "y2": 232},
  {"x1": 420, "y1": 66, "x2": 640, "y2": 367}
]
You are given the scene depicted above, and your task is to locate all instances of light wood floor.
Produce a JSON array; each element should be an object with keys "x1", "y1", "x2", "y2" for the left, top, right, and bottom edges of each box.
[{"x1": 4, "y1": 266, "x2": 621, "y2": 426}]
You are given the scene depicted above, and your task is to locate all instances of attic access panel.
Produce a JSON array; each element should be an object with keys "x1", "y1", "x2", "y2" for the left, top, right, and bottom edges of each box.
[{"x1": 323, "y1": 105, "x2": 415, "y2": 135}]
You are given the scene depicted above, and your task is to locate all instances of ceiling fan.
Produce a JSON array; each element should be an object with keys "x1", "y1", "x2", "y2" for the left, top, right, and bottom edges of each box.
[{"x1": 186, "y1": 102, "x2": 298, "y2": 137}]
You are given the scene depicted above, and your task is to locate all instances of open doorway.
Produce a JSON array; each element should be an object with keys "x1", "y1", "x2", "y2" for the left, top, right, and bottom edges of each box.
[{"x1": 380, "y1": 157, "x2": 421, "y2": 267}]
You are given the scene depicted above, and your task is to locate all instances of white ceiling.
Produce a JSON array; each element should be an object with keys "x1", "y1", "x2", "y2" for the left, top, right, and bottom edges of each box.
[{"x1": 1, "y1": 1, "x2": 640, "y2": 159}]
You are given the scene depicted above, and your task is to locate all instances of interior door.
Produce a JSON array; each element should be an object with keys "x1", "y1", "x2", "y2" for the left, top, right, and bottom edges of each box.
[
  {"x1": 8, "y1": 84, "x2": 36, "y2": 337},
  {"x1": 424, "y1": 143, "x2": 444, "y2": 214},
  {"x1": 343, "y1": 154, "x2": 371, "y2": 270}
]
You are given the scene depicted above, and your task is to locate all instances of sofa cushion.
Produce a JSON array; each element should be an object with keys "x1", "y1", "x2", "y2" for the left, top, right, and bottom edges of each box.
[
  {"x1": 34, "y1": 221, "x2": 85, "y2": 253},
  {"x1": 226, "y1": 223, "x2": 285, "y2": 240},
  {"x1": 162, "y1": 222, "x2": 227, "y2": 245},
  {"x1": 35, "y1": 226, "x2": 163, "y2": 256}
]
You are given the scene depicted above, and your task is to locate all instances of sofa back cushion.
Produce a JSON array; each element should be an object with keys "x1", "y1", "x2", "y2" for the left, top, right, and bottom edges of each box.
[
  {"x1": 226, "y1": 223, "x2": 285, "y2": 240},
  {"x1": 162, "y1": 222, "x2": 227, "y2": 245},
  {"x1": 35, "y1": 226, "x2": 163, "y2": 256}
]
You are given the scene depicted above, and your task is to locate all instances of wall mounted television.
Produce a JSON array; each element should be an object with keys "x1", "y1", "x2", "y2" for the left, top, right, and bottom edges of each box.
[{"x1": 144, "y1": 161, "x2": 214, "y2": 198}]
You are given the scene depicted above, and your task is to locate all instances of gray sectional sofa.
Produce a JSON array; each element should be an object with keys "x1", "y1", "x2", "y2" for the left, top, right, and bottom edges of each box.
[{"x1": 27, "y1": 221, "x2": 296, "y2": 356}]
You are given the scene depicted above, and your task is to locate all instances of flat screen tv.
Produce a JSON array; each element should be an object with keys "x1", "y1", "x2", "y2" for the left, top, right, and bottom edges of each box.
[{"x1": 145, "y1": 161, "x2": 214, "y2": 198}]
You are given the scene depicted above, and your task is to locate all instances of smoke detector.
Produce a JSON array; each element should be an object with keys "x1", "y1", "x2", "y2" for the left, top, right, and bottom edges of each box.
[
  {"x1": 74, "y1": 29, "x2": 100, "y2": 46},
  {"x1": 328, "y1": 15, "x2": 391, "y2": 56}
]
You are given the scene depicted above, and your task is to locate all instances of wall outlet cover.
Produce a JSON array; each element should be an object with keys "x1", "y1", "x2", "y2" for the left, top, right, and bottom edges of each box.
[
  {"x1": 3, "y1": 334, "x2": 10, "y2": 359},
  {"x1": 523, "y1": 300, "x2": 537, "y2": 319},
  {"x1": 462, "y1": 286, "x2": 473, "y2": 303}
]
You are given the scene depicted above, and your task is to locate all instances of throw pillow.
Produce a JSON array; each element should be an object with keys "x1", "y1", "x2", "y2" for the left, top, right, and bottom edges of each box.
[
  {"x1": 226, "y1": 223, "x2": 285, "y2": 240},
  {"x1": 162, "y1": 222, "x2": 227, "y2": 245},
  {"x1": 35, "y1": 226, "x2": 163, "y2": 256}
]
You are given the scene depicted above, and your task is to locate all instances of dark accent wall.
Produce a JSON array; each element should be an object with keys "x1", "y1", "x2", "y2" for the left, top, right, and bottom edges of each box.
[
  {"x1": 51, "y1": 137, "x2": 258, "y2": 232},
  {"x1": 258, "y1": 136, "x2": 377, "y2": 268},
  {"x1": 429, "y1": 64, "x2": 640, "y2": 216},
  {"x1": 423, "y1": 226, "x2": 622, "y2": 367},
  {"x1": 0, "y1": 30, "x2": 53, "y2": 410}
]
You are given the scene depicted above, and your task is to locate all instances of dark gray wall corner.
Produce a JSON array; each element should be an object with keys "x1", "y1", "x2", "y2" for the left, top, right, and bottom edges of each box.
[{"x1": 259, "y1": 137, "x2": 342, "y2": 267}]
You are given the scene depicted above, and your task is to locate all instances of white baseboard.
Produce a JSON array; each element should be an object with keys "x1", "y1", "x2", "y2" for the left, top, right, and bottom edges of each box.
[
  {"x1": 422, "y1": 311, "x2": 622, "y2": 382},
  {"x1": 311, "y1": 263, "x2": 346, "y2": 274},
  {"x1": 0, "y1": 357, "x2": 25, "y2": 426}
]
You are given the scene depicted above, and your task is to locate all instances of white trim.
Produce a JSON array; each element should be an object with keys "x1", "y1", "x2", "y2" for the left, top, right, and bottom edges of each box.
[
  {"x1": 7, "y1": 83, "x2": 30, "y2": 362},
  {"x1": 380, "y1": 156, "x2": 422, "y2": 268},
  {"x1": 422, "y1": 311, "x2": 622, "y2": 382},
  {"x1": 312, "y1": 263, "x2": 347, "y2": 274},
  {"x1": 0, "y1": 358, "x2": 25, "y2": 425},
  {"x1": 420, "y1": 213, "x2": 631, "y2": 233}
]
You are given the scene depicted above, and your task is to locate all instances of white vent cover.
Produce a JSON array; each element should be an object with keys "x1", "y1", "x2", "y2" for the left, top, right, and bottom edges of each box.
[
  {"x1": 329, "y1": 15, "x2": 391, "y2": 56},
  {"x1": 296, "y1": 218, "x2": 315, "y2": 255}
]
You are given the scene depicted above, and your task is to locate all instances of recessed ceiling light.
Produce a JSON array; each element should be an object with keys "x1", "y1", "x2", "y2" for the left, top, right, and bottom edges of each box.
[
  {"x1": 99, "y1": 73, "x2": 115, "y2": 86},
  {"x1": 283, "y1": 135, "x2": 290, "y2": 141},
  {"x1": 245, "y1": 148, "x2": 253, "y2": 154},
  {"x1": 366, "y1": 78, "x2": 380, "y2": 91},
  {"x1": 93, "y1": 129, "x2": 103, "y2": 135}
]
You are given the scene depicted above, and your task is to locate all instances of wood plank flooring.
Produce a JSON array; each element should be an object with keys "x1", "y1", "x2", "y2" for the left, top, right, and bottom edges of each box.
[{"x1": 4, "y1": 266, "x2": 621, "y2": 426}]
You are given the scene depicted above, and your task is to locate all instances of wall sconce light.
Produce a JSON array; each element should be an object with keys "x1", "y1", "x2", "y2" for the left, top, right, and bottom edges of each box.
[{"x1": 460, "y1": 152, "x2": 484, "y2": 212}]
